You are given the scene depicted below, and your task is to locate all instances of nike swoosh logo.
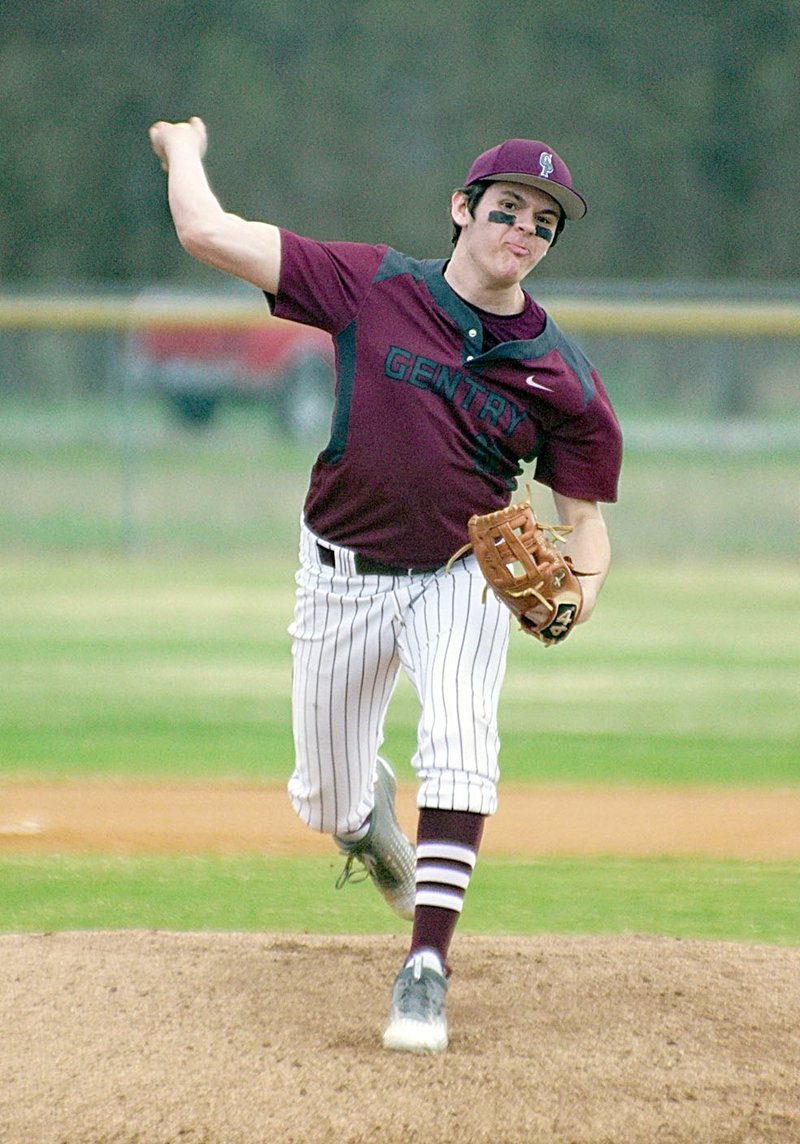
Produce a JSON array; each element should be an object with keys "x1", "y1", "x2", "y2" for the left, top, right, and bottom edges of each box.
[{"x1": 525, "y1": 375, "x2": 554, "y2": 392}]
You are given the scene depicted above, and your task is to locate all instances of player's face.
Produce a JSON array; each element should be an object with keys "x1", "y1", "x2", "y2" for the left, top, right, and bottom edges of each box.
[{"x1": 453, "y1": 183, "x2": 561, "y2": 287}]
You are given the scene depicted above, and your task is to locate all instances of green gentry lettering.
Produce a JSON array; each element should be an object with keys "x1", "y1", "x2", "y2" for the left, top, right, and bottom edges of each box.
[{"x1": 384, "y1": 345, "x2": 528, "y2": 437}]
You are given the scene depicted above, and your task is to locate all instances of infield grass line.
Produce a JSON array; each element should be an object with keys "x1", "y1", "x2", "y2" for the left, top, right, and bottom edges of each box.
[{"x1": 0, "y1": 854, "x2": 797, "y2": 946}]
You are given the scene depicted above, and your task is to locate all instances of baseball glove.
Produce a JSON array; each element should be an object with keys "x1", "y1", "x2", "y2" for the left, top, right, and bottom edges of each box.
[{"x1": 451, "y1": 496, "x2": 584, "y2": 645}]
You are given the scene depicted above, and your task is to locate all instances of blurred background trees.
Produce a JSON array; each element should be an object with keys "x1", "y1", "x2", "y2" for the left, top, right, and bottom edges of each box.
[{"x1": 1, "y1": 0, "x2": 798, "y2": 287}]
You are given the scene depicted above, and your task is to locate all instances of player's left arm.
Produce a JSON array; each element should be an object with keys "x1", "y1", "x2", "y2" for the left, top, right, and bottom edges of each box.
[{"x1": 552, "y1": 492, "x2": 611, "y2": 625}]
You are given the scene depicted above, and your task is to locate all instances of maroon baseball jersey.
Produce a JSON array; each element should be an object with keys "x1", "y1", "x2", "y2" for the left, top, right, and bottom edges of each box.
[{"x1": 270, "y1": 231, "x2": 622, "y2": 567}]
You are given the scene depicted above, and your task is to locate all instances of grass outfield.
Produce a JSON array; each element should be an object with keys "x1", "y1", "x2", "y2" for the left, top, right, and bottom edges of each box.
[
  {"x1": 2, "y1": 396, "x2": 799, "y2": 561},
  {"x1": 1, "y1": 855, "x2": 798, "y2": 945},
  {"x1": 1, "y1": 554, "x2": 798, "y2": 943},
  {"x1": 1, "y1": 556, "x2": 798, "y2": 784},
  {"x1": 1, "y1": 481, "x2": 798, "y2": 943}
]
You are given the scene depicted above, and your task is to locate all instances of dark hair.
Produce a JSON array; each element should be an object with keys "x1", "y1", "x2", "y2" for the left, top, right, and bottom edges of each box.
[{"x1": 450, "y1": 179, "x2": 565, "y2": 247}]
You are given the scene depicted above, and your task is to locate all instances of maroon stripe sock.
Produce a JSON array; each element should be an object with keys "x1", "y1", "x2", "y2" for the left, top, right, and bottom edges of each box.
[{"x1": 408, "y1": 809, "x2": 486, "y2": 971}]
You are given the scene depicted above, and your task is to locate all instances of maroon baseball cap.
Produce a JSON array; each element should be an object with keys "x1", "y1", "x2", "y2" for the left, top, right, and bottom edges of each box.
[{"x1": 465, "y1": 139, "x2": 587, "y2": 220}]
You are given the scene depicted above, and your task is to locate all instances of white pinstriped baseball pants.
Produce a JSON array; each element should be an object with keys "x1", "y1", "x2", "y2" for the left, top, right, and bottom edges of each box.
[{"x1": 288, "y1": 520, "x2": 510, "y2": 835}]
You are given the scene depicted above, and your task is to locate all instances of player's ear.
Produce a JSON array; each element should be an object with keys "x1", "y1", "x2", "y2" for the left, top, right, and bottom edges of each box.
[{"x1": 450, "y1": 189, "x2": 471, "y2": 228}]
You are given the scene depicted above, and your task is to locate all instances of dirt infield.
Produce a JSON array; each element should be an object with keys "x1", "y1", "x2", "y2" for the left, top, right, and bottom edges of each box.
[
  {"x1": 1, "y1": 930, "x2": 799, "y2": 1144},
  {"x1": 2, "y1": 782, "x2": 799, "y2": 1144},
  {"x1": 2, "y1": 780, "x2": 800, "y2": 858}
]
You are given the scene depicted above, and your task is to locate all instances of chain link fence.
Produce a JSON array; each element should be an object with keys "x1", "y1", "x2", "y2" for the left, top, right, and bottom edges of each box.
[{"x1": 2, "y1": 287, "x2": 798, "y2": 561}]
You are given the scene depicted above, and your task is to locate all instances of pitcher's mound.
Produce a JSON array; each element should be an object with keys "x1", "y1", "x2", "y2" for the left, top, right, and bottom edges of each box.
[{"x1": 2, "y1": 931, "x2": 799, "y2": 1144}]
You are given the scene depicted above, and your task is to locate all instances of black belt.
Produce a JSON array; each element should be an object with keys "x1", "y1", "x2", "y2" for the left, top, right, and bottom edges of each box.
[{"x1": 317, "y1": 542, "x2": 444, "y2": 577}]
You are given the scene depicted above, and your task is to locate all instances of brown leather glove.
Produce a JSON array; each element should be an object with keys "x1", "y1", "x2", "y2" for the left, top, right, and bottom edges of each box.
[{"x1": 462, "y1": 497, "x2": 584, "y2": 646}]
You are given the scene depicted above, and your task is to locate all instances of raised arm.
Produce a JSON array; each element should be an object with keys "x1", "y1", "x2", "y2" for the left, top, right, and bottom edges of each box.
[
  {"x1": 552, "y1": 492, "x2": 612, "y2": 624},
  {"x1": 149, "y1": 117, "x2": 281, "y2": 294}
]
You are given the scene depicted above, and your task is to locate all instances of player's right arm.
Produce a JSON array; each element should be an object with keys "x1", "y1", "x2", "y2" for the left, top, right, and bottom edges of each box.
[{"x1": 149, "y1": 117, "x2": 281, "y2": 294}]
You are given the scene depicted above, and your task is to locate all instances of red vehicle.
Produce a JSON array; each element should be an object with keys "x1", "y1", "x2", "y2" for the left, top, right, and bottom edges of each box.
[{"x1": 129, "y1": 305, "x2": 335, "y2": 440}]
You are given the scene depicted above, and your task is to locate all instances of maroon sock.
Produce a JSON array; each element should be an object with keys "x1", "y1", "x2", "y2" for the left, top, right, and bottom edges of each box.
[{"x1": 408, "y1": 808, "x2": 486, "y2": 971}]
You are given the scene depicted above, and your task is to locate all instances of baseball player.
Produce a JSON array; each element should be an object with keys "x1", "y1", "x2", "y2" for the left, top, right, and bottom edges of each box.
[{"x1": 149, "y1": 119, "x2": 622, "y2": 1053}]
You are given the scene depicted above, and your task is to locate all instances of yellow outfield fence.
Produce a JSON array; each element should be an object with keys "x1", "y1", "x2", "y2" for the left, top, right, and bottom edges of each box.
[
  {"x1": 1, "y1": 289, "x2": 798, "y2": 558},
  {"x1": 1, "y1": 291, "x2": 800, "y2": 336},
  {"x1": 1, "y1": 287, "x2": 799, "y2": 438}
]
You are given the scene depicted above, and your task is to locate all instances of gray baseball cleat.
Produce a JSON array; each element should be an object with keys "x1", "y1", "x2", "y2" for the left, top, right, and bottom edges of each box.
[
  {"x1": 334, "y1": 756, "x2": 416, "y2": 921},
  {"x1": 383, "y1": 949, "x2": 448, "y2": 1053}
]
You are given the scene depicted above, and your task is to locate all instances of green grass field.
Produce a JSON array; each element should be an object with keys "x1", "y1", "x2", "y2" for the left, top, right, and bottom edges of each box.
[
  {"x1": 1, "y1": 555, "x2": 798, "y2": 943},
  {"x1": 2, "y1": 557, "x2": 797, "y2": 785},
  {"x1": 2, "y1": 395, "x2": 799, "y2": 561},
  {"x1": 1, "y1": 396, "x2": 799, "y2": 942},
  {"x1": 2, "y1": 855, "x2": 798, "y2": 946}
]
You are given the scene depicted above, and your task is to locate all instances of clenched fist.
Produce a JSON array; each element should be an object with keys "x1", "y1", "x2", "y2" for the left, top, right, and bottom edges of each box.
[{"x1": 149, "y1": 116, "x2": 208, "y2": 172}]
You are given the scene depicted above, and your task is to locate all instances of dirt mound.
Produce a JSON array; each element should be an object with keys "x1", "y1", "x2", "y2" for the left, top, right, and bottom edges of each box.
[{"x1": 1, "y1": 931, "x2": 798, "y2": 1144}]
